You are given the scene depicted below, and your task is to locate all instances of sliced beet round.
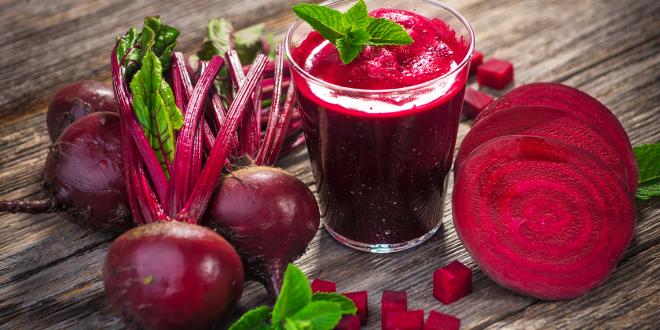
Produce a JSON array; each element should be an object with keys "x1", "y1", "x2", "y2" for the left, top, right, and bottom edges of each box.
[
  {"x1": 452, "y1": 135, "x2": 635, "y2": 300},
  {"x1": 455, "y1": 105, "x2": 635, "y2": 193},
  {"x1": 474, "y1": 83, "x2": 637, "y2": 191}
]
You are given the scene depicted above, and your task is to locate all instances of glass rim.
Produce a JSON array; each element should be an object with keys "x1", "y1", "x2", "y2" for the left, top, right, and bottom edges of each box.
[{"x1": 284, "y1": 0, "x2": 475, "y2": 94}]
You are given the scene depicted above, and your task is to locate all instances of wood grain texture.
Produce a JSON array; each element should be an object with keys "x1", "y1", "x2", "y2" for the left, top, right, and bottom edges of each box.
[{"x1": 0, "y1": 0, "x2": 658, "y2": 329}]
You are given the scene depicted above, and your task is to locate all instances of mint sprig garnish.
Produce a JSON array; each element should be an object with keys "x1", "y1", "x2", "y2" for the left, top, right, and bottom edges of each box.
[
  {"x1": 229, "y1": 264, "x2": 356, "y2": 330},
  {"x1": 633, "y1": 143, "x2": 660, "y2": 201},
  {"x1": 292, "y1": 0, "x2": 413, "y2": 64}
]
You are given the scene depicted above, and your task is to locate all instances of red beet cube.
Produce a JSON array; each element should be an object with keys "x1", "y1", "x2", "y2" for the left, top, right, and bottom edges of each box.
[
  {"x1": 384, "y1": 310, "x2": 424, "y2": 330},
  {"x1": 424, "y1": 311, "x2": 461, "y2": 330},
  {"x1": 469, "y1": 51, "x2": 483, "y2": 75},
  {"x1": 477, "y1": 59, "x2": 514, "y2": 89},
  {"x1": 336, "y1": 315, "x2": 361, "y2": 330},
  {"x1": 381, "y1": 290, "x2": 407, "y2": 329},
  {"x1": 344, "y1": 291, "x2": 368, "y2": 325},
  {"x1": 462, "y1": 88, "x2": 494, "y2": 119},
  {"x1": 433, "y1": 261, "x2": 472, "y2": 304},
  {"x1": 311, "y1": 279, "x2": 336, "y2": 293}
]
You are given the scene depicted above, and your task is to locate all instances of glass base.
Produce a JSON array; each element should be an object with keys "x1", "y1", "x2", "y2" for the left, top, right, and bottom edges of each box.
[{"x1": 325, "y1": 222, "x2": 443, "y2": 253}]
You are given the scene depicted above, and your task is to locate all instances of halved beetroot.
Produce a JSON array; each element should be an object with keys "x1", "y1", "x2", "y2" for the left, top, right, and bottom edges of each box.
[
  {"x1": 475, "y1": 83, "x2": 637, "y2": 192},
  {"x1": 455, "y1": 105, "x2": 635, "y2": 194},
  {"x1": 453, "y1": 135, "x2": 635, "y2": 300}
]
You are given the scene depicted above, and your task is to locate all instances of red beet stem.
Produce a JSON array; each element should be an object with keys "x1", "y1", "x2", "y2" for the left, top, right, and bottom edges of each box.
[
  {"x1": 266, "y1": 83, "x2": 298, "y2": 165},
  {"x1": 181, "y1": 54, "x2": 269, "y2": 223},
  {"x1": 111, "y1": 44, "x2": 169, "y2": 203},
  {"x1": 255, "y1": 44, "x2": 286, "y2": 165},
  {"x1": 227, "y1": 51, "x2": 263, "y2": 157},
  {"x1": 169, "y1": 56, "x2": 224, "y2": 216},
  {"x1": 0, "y1": 198, "x2": 58, "y2": 213}
]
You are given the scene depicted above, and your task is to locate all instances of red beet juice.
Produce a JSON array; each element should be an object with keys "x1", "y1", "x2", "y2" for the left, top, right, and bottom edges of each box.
[{"x1": 287, "y1": 5, "x2": 473, "y2": 251}]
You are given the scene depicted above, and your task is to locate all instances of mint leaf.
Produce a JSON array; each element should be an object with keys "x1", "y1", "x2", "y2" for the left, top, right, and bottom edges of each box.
[
  {"x1": 366, "y1": 18, "x2": 413, "y2": 46},
  {"x1": 272, "y1": 264, "x2": 312, "y2": 324},
  {"x1": 290, "y1": 301, "x2": 342, "y2": 330},
  {"x1": 634, "y1": 143, "x2": 660, "y2": 201},
  {"x1": 283, "y1": 318, "x2": 311, "y2": 330},
  {"x1": 229, "y1": 306, "x2": 273, "y2": 330},
  {"x1": 292, "y1": 1, "x2": 413, "y2": 64},
  {"x1": 129, "y1": 51, "x2": 181, "y2": 176},
  {"x1": 292, "y1": 3, "x2": 347, "y2": 42},
  {"x1": 335, "y1": 28, "x2": 370, "y2": 64},
  {"x1": 344, "y1": 0, "x2": 370, "y2": 29},
  {"x1": 312, "y1": 293, "x2": 357, "y2": 315}
]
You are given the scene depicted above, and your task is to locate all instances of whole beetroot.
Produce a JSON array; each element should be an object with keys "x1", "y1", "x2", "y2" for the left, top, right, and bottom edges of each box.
[
  {"x1": 204, "y1": 166, "x2": 320, "y2": 297},
  {"x1": 0, "y1": 112, "x2": 131, "y2": 233},
  {"x1": 47, "y1": 80, "x2": 117, "y2": 142},
  {"x1": 103, "y1": 221, "x2": 244, "y2": 330}
]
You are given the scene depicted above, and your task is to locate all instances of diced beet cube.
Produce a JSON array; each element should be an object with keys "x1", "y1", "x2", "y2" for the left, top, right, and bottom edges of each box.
[
  {"x1": 311, "y1": 279, "x2": 336, "y2": 293},
  {"x1": 344, "y1": 291, "x2": 368, "y2": 325},
  {"x1": 383, "y1": 310, "x2": 424, "y2": 330},
  {"x1": 433, "y1": 261, "x2": 472, "y2": 304},
  {"x1": 477, "y1": 59, "x2": 514, "y2": 89},
  {"x1": 424, "y1": 311, "x2": 461, "y2": 330},
  {"x1": 462, "y1": 88, "x2": 494, "y2": 119},
  {"x1": 469, "y1": 51, "x2": 483, "y2": 75},
  {"x1": 381, "y1": 290, "x2": 407, "y2": 329},
  {"x1": 336, "y1": 315, "x2": 361, "y2": 330}
]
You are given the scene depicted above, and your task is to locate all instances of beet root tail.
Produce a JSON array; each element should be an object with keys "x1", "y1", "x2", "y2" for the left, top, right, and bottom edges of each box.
[
  {"x1": 264, "y1": 259, "x2": 285, "y2": 300},
  {"x1": 0, "y1": 198, "x2": 58, "y2": 214}
]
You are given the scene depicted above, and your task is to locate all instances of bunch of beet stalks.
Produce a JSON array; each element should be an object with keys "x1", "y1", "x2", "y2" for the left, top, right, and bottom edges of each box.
[
  {"x1": 0, "y1": 28, "x2": 319, "y2": 330},
  {"x1": 101, "y1": 34, "x2": 320, "y2": 327}
]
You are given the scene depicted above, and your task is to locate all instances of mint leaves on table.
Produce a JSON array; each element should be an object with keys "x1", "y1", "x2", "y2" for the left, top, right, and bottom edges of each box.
[
  {"x1": 230, "y1": 264, "x2": 357, "y2": 330},
  {"x1": 633, "y1": 143, "x2": 660, "y2": 201},
  {"x1": 292, "y1": 0, "x2": 413, "y2": 64}
]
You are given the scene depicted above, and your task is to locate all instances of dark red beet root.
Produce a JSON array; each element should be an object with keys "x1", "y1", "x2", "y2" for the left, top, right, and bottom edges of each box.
[
  {"x1": 462, "y1": 88, "x2": 493, "y2": 119},
  {"x1": 204, "y1": 166, "x2": 320, "y2": 297},
  {"x1": 384, "y1": 310, "x2": 424, "y2": 330},
  {"x1": 477, "y1": 59, "x2": 513, "y2": 89},
  {"x1": 311, "y1": 278, "x2": 336, "y2": 293},
  {"x1": 455, "y1": 105, "x2": 634, "y2": 193},
  {"x1": 433, "y1": 261, "x2": 472, "y2": 304},
  {"x1": 381, "y1": 290, "x2": 407, "y2": 329},
  {"x1": 103, "y1": 222, "x2": 244, "y2": 330},
  {"x1": 424, "y1": 311, "x2": 460, "y2": 330},
  {"x1": 47, "y1": 80, "x2": 117, "y2": 142},
  {"x1": 469, "y1": 51, "x2": 483, "y2": 75},
  {"x1": 475, "y1": 83, "x2": 637, "y2": 192},
  {"x1": 336, "y1": 315, "x2": 361, "y2": 330},
  {"x1": 344, "y1": 291, "x2": 368, "y2": 325},
  {"x1": 453, "y1": 136, "x2": 635, "y2": 300},
  {"x1": 0, "y1": 112, "x2": 131, "y2": 233}
]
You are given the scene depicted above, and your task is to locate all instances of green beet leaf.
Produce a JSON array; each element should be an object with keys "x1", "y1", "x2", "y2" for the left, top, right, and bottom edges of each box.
[
  {"x1": 129, "y1": 51, "x2": 182, "y2": 177},
  {"x1": 634, "y1": 143, "x2": 660, "y2": 201}
]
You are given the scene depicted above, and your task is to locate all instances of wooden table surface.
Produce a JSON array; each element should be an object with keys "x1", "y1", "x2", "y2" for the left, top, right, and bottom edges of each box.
[{"x1": 1, "y1": 0, "x2": 658, "y2": 329}]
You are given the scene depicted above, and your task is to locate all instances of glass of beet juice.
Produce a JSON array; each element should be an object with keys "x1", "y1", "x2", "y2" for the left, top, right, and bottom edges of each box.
[{"x1": 286, "y1": 0, "x2": 473, "y2": 253}]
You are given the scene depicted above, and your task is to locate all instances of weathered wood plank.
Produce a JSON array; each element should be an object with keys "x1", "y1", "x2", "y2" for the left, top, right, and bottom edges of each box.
[{"x1": 0, "y1": 0, "x2": 658, "y2": 329}]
